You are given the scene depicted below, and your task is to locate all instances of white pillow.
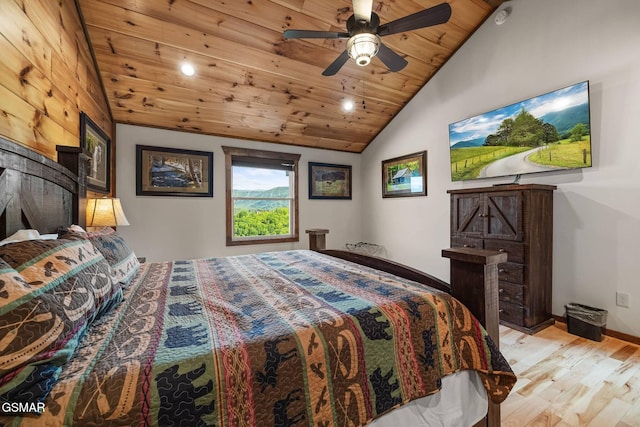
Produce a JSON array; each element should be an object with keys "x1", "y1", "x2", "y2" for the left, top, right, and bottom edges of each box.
[
  {"x1": 68, "y1": 224, "x2": 86, "y2": 233},
  {"x1": 0, "y1": 229, "x2": 41, "y2": 246}
]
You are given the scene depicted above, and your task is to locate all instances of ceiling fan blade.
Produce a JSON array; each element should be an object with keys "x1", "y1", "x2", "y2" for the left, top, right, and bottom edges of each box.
[
  {"x1": 376, "y1": 43, "x2": 408, "y2": 72},
  {"x1": 284, "y1": 29, "x2": 349, "y2": 39},
  {"x1": 377, "y1": 2, "x2": 452, "y2": 36},
  {"x1": 352, "y1": 0, "x2": 373, "y2": 23},
  {"x1": 322, "y1": 50, "x2": 350, "y2": 76}
]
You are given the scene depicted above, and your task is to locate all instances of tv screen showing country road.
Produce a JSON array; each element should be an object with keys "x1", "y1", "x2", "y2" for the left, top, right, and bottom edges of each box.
[{"x1": 448, "y1": 81, "x2": 591, "y2": 182}]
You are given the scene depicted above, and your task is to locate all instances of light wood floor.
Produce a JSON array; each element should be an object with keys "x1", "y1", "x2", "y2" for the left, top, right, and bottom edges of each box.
[{"x1": 499, "y1": 324, "x2": 640, "y2": 427}]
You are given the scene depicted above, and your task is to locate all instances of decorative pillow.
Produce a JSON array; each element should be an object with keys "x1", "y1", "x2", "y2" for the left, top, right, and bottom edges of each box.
[
  {"x1": 0, "y1": 238, "x2": 123, "y2": 407},
  {"x1": 60, "y1": 227, "x2": 140, "y2": 287}
]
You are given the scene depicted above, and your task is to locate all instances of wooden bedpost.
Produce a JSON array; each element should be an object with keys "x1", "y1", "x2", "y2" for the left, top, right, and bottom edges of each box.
[
  {"x1": 442, "y1": 247, "x2": 507, "y2": 347},
  {"x1": 56, "y1": 145, "x2": 91, "y2": 229},
  {"x1": 442, "y1": 247, "x2": 508, "y2": 427},
  {"x1": 305, "y1": 228, "x2": 329, "y2": 251}
]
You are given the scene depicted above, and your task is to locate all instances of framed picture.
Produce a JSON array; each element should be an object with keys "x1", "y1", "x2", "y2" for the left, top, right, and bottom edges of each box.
[
  {"x1": 80, "y1": 112, "x2": 110, "y2": 193},
  {"x1": 308, "y1": 162, "x2": 352, "y2": 199},
  {"x1": 136, "y1": 145, "x2": 213, "y2": 197},
  {"x1": 382, "y1": 151, "x2": 427, "y2": 198}
]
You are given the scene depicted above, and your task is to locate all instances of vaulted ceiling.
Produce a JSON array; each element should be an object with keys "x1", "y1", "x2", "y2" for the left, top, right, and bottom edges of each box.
[{"x1": 78, "y1": 0, "x2": 505, "y2": 153}]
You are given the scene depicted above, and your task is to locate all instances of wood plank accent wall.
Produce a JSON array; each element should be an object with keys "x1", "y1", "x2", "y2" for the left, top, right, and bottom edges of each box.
[{"x1": 0, "y1": 0, "x2": 112, "y2": 193}]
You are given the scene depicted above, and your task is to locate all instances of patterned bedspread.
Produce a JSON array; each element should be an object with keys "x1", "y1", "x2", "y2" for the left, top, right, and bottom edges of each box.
[{"x1": 2, "y1": 250, "x2": 515, "y2": 426}]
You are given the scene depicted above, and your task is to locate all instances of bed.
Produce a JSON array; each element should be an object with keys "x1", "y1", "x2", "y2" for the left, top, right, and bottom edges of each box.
[{"x1": 0, "y1": 138, "x2": 516, "y2": 426}]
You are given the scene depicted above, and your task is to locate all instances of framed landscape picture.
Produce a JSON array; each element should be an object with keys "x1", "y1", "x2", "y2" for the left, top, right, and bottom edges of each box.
[
  {"x1": 382, "y1": 151, "x2": 427, "y2": 198},
  {"x1": 308, "y1": 162, "x2": 352, "y2": 199},
  {"x1": 136, "y1": 145, "x2": 213, "y2": 197},
  {"x1": 80, "y1": 112, "x2": 110, "y2": 193}
]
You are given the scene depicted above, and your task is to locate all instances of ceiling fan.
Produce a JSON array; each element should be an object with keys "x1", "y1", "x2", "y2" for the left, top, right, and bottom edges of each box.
[{"x1": 283, "y1": 0, "x2": 452, "y2": 76}]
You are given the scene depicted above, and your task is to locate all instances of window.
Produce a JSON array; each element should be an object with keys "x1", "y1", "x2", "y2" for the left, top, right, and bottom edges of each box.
[{"x1": 222, "y1": 146, "x2": 300, "y2": 246}]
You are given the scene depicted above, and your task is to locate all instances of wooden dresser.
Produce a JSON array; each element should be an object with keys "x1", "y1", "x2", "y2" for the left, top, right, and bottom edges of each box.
[{"x1": 448, "y1": 184, "x2": 556, "y2": 334}]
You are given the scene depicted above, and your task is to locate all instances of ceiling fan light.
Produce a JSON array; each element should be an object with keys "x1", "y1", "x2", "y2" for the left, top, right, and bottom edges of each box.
[{"x1": 347, "y1": 33, "x2": 380, "y2": 67}]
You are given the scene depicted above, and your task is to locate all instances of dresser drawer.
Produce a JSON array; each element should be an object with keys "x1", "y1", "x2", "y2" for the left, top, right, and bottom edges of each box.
[
  {"x1": 450, "y1": 236, "x2": 483, "y2": 249},
  {"x1": 484, "y1": 240, "x2": 525, "y2": 263},
  {"x1": 499, "y1": 300, "x2": 525, "y2": 325},
  {"x1": 498, "y1": 262, "x2": 524, "y2": 284},
  {"x1": 499, "y1": 282, "x2": 524, "y2": 305}
]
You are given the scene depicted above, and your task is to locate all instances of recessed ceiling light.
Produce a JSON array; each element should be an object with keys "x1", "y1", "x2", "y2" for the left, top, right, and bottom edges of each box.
[
  {"x1": 180, "y1": 62, "x2": 195, "y2": 76},
  {"x1": 343, "y1": 100, "x2": 355, "y2": 112}
]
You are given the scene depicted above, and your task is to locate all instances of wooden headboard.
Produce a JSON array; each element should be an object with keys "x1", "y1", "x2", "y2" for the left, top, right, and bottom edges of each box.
[{"x1": 0, "y1": 137, "x2": 86, "y2": 239}]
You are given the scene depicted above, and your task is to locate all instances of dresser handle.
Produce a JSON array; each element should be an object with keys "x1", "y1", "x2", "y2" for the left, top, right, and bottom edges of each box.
[
  {"x1": 499, "y1": 288, "x2": 504, "y2": 293},
  {"x1": 499, "y1": 309, "x2": 505, "y2": 314},
  {"x1": 499, "y1": 268, "x2": 506, "y2": 273},
  {"x1": 498, "y1": 248, "x2": 505, "y2": 252},
  {"x1": 463, "y1": 244, "x2": 475, "y2": 248}
]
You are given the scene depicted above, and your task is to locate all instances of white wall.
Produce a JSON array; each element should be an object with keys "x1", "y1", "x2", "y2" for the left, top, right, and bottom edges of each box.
[
  {"x1": 361, "y1": 0, "x2": 640, "y2": 337},
  {"x1": 116, "y1": 124, "x2": 362, "y2": 261}
]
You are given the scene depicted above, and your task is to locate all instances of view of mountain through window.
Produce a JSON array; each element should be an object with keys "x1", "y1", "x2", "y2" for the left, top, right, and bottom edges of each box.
[{"x1": 232, "y1": 166, "x2": 294, "y2": 239}]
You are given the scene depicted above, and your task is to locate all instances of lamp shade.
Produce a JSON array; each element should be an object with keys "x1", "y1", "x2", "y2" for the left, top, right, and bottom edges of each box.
[{"x1": 86, "y1": 198, "x2": 130, "y2": 227}]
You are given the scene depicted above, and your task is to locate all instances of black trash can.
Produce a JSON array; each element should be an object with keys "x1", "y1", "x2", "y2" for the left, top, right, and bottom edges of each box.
[{"x1": 565, "y1": 303, "x2": 608, "y2": 341}]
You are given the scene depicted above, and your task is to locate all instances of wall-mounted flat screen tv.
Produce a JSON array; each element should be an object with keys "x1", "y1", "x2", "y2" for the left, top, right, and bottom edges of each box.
[{"x1": 448, "y1": 81, "x2": 592, "y2": 182}]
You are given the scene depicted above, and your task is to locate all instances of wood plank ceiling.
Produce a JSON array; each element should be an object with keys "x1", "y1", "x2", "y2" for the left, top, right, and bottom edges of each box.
[{"x1": 78, "y1": 0, "x2": 504, "y2": 153}]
